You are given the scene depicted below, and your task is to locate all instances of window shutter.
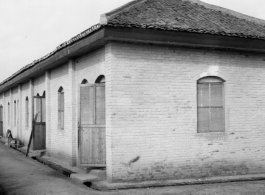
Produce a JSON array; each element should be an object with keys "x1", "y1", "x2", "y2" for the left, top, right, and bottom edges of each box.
[
  {"x1": 26, "y1": 100, "x2": 29, "y2": 127},
  {"x1": 210, "y1": 83, "x2": 224, "y2": 132},
  {"x1": 197, "y1": 84, "x2": 209, "y2": 107},
  {"x1": 80, "y1": 86, "x2": 94, "y2": 125},
  {"x1": 14, "y1": 102, "x2": 16, "y2": 126},
  {"x1": 197, "y1": 78, "x2": 225, "y2": 133},
  {"x1": 0, "y1": 107, "x2": 2, "y2": 122},
  {"x1": 42, "y1": 98, "x2": 46, "y2": 122},
  {"x1": 95, "y1": 85, "x2": 105, "y2": 125},
  {"x1": 61, "y1": 92, "x2": 64, "y2": 129},
  {"x1": 197, "y1": 84, "x2": 210, "y2": 133},
  {"x1": 58, "y1": 93, "x2": 61, "y2": 127}
]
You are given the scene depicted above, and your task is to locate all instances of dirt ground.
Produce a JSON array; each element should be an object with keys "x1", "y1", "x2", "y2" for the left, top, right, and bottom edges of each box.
[{"x1": 1, "y1": 143, "x2": 265, "y2": 195}]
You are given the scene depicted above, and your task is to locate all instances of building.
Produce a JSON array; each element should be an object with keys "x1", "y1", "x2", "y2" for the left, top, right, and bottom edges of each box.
[{"x1": 1, "y1": 0, "x2": 265, "y2": 182}]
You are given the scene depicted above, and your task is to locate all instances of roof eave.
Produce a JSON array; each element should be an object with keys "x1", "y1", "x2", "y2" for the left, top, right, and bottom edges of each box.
[
  {"x1": 0, "y1": 27, "x2": 106, "y2": 94},
  {"x1": 104, "y1": 26, "x2": 265, "y2": 53},
  {"x1": 1, "y1": 26, "x2": 265, "y2": 94}
]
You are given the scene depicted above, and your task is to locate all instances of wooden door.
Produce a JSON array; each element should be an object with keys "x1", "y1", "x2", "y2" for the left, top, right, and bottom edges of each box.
[
  {"x1": 0, "y1": 106, "x2": 3, "y2": 137},
  {"x1": 33, "y1": 95, "x2": 46, "y2": 150},
  {"x1": 79, "y1": 84, "x2": 106, "y2": 167}
]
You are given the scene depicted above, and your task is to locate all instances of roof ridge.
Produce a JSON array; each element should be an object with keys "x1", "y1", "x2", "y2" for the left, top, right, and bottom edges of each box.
[
  {"x1": 101, "y1": 0, "x2": 265, "y2": 27},
  {"x1": 100, "y1": 0, "x2": 147, "y2": 25},
  {"x1": 198, "y1": 0, "x2": 265, "y2": 26}
]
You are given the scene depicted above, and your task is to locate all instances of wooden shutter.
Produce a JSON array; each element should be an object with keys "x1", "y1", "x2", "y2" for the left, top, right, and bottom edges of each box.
[
  {"x1": 17, "y1": 101, "x2": 19, "y2": 126},
  {"x1": 8, "y1": 103, "x2": 10, "y2": 125},
  {"x1": 26, "y1": 99, "x2": 29, "y2": 127},
  {"x1": 197, "y1": 79, "x2": 224, "y2": 133},
  {"x1": 60, "y1": 92, "x2": 64, "y2": 129},
  {"x1": 210, "y1": 83, "x2": 224, "y2": 132},
  {"x1": 58, "y1": 91, "x2": 64, "y2": 129},
  {"x1": 80, "y1": 86, "x2": 94, "y2": 125},
  {"x1": 197, "y1": 84, "x2": 210, "y2": 133},
  {"x1": 0, "y1": 106, "x2": 2, "y2": 122},
  {"x1": 14, "y1": 102, "x2": 16, "y2": 126},
  {"x1": 95, "y1": 85, "x2": 105, "y2": 125}
]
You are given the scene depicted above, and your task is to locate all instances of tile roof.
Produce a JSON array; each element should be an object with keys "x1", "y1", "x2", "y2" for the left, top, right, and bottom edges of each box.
[
  {"x1": 0, "y1": 24, "x2": 102, "y2": 86},
  {"x1": 2, "y1": 0, "x2": 265, "y2": 87},
  {"x1": 102, "y1": 0, "x2": 265, "y2": 40}
]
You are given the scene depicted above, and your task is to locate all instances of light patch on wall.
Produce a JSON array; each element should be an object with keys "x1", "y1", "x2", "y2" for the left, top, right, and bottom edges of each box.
[
  {"x1": 200, "y1": 66, "x2": 219, "y2": 78},
  {"x1": 208, "y1": 66, "x2": 219, "y2": 75}
]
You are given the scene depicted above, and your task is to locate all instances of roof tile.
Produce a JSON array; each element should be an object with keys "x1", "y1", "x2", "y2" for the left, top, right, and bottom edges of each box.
[{"x1": 105, "y1": 0, "x2": 265, "y2": 40}]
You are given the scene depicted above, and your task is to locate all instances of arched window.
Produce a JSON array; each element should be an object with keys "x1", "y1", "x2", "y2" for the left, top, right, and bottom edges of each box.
[
  {"x1": 197, "y1": 76, "x2": 225, "y2": 133},
  {"x1": 81, "y1": 79, "x2": 88, "y2": 84},
  {"x1": 0, "y1": 105, "x2": 3, "y2": 123},
  {"x1": 8, "y1": 103, "x2": 10, "y2": 125},
  {"x1": 25, "y1": 97, "x2": 29, "y2": 127},
  {"x1": 42, "y1": 91, "x2": 46, "y2": 122},
  {"x1": 0, "y1": 105, "x2": 3, "y2": 136},
  {"x1": 17, "y1": 100, "x2": 19, "y2": 127},
  {"x1": 14, "y1": 101, "x2": 16, "y2": 126},
  {"x1": 0, "y1": 105, "x2": 3, "y2": 122},
  {"x1": 95, "y1": 75, "x2": 105, "y2": 83},
  {"x1": 58, "y1": 87, "x2": 64, "y2": 129}
]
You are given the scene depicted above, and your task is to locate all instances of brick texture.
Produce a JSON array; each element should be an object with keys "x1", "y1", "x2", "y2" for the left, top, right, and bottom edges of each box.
[
  {"x1": 2, "y1": 41, "x2": 265, "y2": 183},
  {"x1": 107, "y1": 42, "x2": 265, "y2": 182}
]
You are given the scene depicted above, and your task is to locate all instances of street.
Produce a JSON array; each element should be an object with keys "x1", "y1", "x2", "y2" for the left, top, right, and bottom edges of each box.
[{"x1": 1, "y1": 143, "x2": 265, "y2": 195}]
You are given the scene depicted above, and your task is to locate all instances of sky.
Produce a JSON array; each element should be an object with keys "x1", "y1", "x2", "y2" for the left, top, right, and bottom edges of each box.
[{"x1": 0, "y1": 0, "x2": 265, "y2": 82}]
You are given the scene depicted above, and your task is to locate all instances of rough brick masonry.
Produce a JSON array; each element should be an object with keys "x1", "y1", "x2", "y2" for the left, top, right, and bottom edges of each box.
[
  {"x1": 106, "y1": 42, "x2": 265, "y2": 182},
  {"x1": 1, "y1": 42, "x2": 265, "y2": 182}
]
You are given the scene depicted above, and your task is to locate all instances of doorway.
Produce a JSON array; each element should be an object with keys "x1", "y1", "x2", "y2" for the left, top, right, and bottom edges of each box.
[
  {"x1": 32, "y1": 93, "x2": 46, "y2": 150},
  {"x1": 78, "y1": 82, "x2": 106, "y2": 166}
]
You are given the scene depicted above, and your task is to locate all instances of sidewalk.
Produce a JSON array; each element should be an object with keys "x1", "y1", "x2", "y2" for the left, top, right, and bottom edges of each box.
[
  {"x1": 2, "y1": 136, "x2": 265, "y2": 191},
  {"x1": 0, "y1": 136, "x2": 105, "y2": 184}
]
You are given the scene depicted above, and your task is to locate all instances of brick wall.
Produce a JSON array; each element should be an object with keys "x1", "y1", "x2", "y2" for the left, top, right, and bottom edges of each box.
[
  {"x1": 107, "y1": 42, "x2": 265, "y2": 182},
  {"x1": 3, "y1": 40, "x2": 265, "y2": 183},
  {"x1": 34, "y1": 74, "x2": 45, "y2": 96},
  {"x1": 46, "y1": 47, "x2": 106, "y2": 163},
  {"x1": 21, "y1": 81, "x2": 31, "y2": 145},
  {"x1": 74, "y1": 47, "x2": 106, "y2": 164},
  {"x1": 0, "y1": 47, "x2": 106, "y2": 166}
]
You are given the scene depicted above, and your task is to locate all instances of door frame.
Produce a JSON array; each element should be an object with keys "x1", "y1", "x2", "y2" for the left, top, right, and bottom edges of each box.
[
  {"x1": 77, "y1": 83, "x2": 106, "y2": 167},
  {"x1": 32, "y1": 94, "x2": 46, "y2": 150}
]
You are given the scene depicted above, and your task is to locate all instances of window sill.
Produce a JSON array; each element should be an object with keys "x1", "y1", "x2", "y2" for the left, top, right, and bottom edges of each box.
[{"x1": 195, "y1": 131, "x2": 228, "y2": 141}]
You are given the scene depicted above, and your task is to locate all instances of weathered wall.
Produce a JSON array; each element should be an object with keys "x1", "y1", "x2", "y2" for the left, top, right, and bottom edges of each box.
[
  {"x1": 47, "y1": 47, "x2": 106, "y2": 164},
  {"x1": 0, "y1": 47, "x2": 106, "y2": 167},
  {"x1": 3, "y1": 90, "x2": 11, "y2": 138},
  {"x1": 73, "y1": 47, "x2": 106, "y2": 165},
  {"x1": 11, "y1": 87, "x2": 18, "y2": 138},
  {"x1": 107, "y1": 42, "x2": 265, "y2": 182},
  {"x1": 34, "y1": 74, "x2": 45, "y2": 96},
  {"x1": 21, "y1": 81, "x2": 31, "y2": 145}
]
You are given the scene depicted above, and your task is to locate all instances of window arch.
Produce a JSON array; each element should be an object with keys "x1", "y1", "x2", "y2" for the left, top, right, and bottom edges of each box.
[
  {"x1": 197, "y1": 76, "x2": 225, "y2": 133},
  {"x1": 81, "y1": 79, "x2": 88, "y2": 84},
  {"x1": 95, "y1": 75, "x2": 105, "y2": 83},
  {"x1": 25, "y1": 97, "x2": 29, "y2": 127},
  {"x1": 58, "y1": 87, "x2": 64, "y2": 129}
]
